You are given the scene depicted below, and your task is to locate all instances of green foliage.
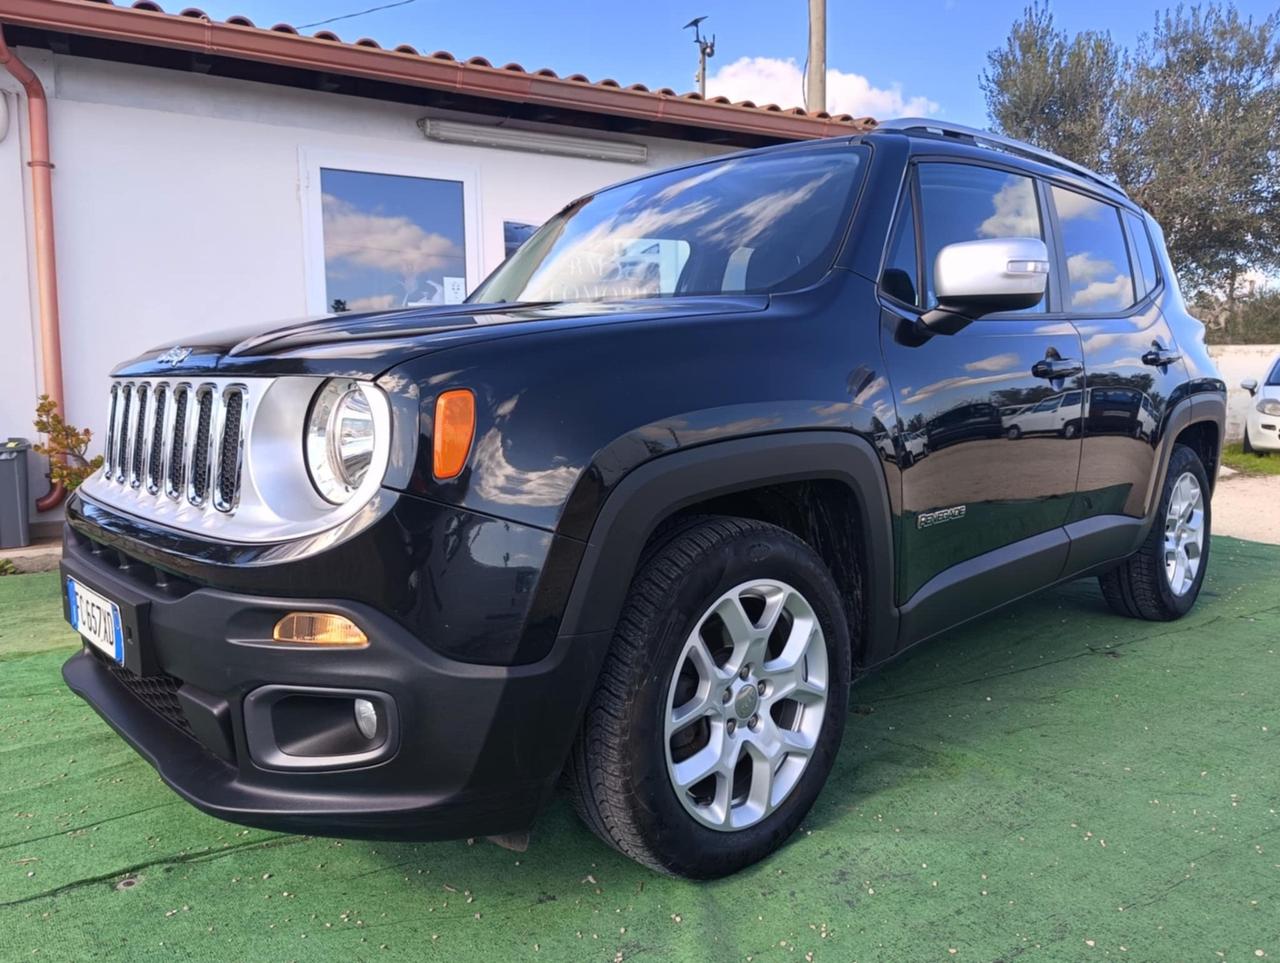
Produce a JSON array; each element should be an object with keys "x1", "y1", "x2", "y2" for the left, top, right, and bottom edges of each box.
[
  {"x1": 1222, "y1": 441, "x2": 1280, "y2": 474},
  {"x1": 983, "y1": 2, "x2": 1280, "y2": 302},
  {"x1": 1195, "y1": 290, "x2": 1280, "y2": 344},
  {"x1": 0, "y1": 560, "x2": 16, "y2": 577},
  {"x1": 32, "y1": 395, "x2": 103, "y2": 491}
]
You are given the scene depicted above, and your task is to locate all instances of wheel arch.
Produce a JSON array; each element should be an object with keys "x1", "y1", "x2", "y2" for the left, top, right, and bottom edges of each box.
[{"x1": 557, "y1": 432, "x2": 899, "y2": 671}]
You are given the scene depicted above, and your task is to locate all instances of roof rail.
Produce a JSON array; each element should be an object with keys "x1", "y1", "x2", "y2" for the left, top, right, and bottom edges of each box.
[{"x1": 875, "y1": 118, "x2": 1127, "y2": 198}]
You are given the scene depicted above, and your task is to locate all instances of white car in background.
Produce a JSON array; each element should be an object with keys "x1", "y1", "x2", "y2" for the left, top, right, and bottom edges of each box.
[
  {"x1": 1003, "y1": 389, "x2": 1084, "y2": 439},
  {"x1": 1242, "y1": 354, "x2": 1280, "y2": 453}
]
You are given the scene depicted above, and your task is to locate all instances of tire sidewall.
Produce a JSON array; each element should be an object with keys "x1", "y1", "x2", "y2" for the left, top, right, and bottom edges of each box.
[{"x1": 623, "y1": 527, "x2": 850, "y2": 878}]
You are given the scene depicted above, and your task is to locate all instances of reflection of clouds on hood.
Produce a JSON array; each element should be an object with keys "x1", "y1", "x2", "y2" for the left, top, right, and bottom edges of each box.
[
  {"x1": 471, "y1": 428, "x2": 578, "y2": 507},
  {"x1": 979, "y1": 179, "x2": 1040, "y2": 238},
  {"x1": 322, "y1": 193, "x2": 462, "y2": 278}
]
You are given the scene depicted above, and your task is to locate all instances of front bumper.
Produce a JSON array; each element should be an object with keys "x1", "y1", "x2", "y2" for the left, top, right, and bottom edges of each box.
[
  {"x1": 60, "y1": 523, "x2": 609, "y2": 841},
  {"x1": 1246, "y1": 411, "x2": 1280, "y2": 450}
]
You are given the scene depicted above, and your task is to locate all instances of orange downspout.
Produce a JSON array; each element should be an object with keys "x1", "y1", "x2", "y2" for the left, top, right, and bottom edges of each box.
[{"x1": 0, "y1": 25, "x2": 66, "y2": 511}]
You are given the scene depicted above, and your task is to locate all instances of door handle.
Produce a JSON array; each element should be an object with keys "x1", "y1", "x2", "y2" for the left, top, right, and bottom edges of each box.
[
  {"x1": 1142, "y1": 345, "x2": 1181, "y2": 367},
  {"x1": 1032, "y1": 358, "x2": 1083, "y2": 380}
]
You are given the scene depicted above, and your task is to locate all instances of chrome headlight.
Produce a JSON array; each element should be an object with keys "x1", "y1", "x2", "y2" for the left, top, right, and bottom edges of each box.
[
  {"x1": 1257, "y1": 398, "x2": 1280, "y2": 417},
  {"x1": 306, "y1": 379, "x2": 379, "y2": 504}
]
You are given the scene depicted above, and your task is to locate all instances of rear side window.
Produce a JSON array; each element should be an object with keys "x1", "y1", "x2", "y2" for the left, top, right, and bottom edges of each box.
[
  {"x1": 1124, "y1": 210, "x2": 1160, "y2": 298},
  {"x1": 917, "y1": 164, "x2": 1046, "y2": 313},
  {"x1": 1051, "y1": 186, "x2": 1136, "y2": 313}
]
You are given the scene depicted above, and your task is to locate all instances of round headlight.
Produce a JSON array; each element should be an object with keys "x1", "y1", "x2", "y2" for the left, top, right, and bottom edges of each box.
[
  {"x1": 1257, "y1": 398, "x2": 1280, "y2": 417},
  {"x1": 306, "y1": 379, "x2": 378, "y2": 504}
]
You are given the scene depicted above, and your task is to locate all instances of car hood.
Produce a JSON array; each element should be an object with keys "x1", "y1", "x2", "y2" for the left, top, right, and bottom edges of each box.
[{"x1": 112, "y1": 297, "x2": 768, "y2": 379}]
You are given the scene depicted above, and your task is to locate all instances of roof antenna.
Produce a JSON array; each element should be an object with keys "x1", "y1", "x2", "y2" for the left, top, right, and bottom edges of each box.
[{"x1": 684, "y1": 16, "x2": 715, "y2": 98}]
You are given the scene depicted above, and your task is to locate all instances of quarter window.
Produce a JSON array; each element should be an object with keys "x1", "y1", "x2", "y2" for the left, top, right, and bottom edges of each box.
[
  {"x1": 880, "y1": 193, "x2": 919, "y2": 306},
  {"x1": 1124, "y1": 210, "x2": 1160, "y2": 298},
  {"x1": 1051, "y1": 186, "x2": 1136, "y2": 313},
  {"x1": 917, "y1": 164, "x2": 1046, "y2": 313}
]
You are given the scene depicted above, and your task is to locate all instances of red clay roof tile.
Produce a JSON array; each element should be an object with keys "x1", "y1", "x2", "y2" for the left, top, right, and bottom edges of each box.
[{"x1": 1, "y1": 0, "x2": 877, "y2": 140}]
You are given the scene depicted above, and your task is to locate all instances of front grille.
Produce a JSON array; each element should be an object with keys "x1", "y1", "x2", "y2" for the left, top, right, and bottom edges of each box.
[
  {"x1": 101, "y1": 378, "x2": 247, "y2": 515},
  {"x1": 93, "y1": 649, "x2": 195, "y2": 741}
]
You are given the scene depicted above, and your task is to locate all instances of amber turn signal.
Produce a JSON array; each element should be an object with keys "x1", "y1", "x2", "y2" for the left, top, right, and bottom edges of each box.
[
  {"x1": 272, "y1": 612, "x2": 369, "y2": 647},
  {"x1": 433, "y1": 389, "x2": 476, "y2": 480}
]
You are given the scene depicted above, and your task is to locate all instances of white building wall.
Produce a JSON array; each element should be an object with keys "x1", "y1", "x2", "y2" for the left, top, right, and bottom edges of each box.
[{"x1": 0, "y1": 51, "x2": 725, "y2": 530}]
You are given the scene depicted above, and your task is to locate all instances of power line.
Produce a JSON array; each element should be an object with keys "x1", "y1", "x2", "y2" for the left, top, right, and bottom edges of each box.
[{"x1": 299, "y1": 0, "x2": 418, "y2": 30}]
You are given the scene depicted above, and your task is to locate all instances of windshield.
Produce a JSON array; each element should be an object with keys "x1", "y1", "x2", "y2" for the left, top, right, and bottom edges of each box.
[
  {"x1": 471, "y1": 147, "x2": 866, "y2": 304},
  {"x1": 1269, "y1": 358, "x2": 1280, "y2": 386}
]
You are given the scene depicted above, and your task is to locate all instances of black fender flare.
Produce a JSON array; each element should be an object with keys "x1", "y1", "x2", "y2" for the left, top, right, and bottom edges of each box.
[{"x1": 557, "y1": 431, "x2": 899, "y2": 663}]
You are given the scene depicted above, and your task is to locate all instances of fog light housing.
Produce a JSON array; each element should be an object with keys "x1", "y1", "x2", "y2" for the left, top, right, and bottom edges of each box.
[
  {"x1": 354, "y1": 698, "x2": 379, "y2": 740},
  {"x1": 272, "y1": 612, "x2": 368, "y2": 647}
]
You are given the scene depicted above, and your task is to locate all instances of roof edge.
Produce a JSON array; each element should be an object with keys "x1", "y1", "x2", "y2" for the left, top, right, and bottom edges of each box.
[{"x1": 0, "y1": 0, "x2": 877, "y2": 142}]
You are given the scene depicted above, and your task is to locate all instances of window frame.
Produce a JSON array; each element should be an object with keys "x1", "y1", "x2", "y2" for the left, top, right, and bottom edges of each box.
[
  {"x1": 298, "y1": 147, "x2": 483, "y2": 316},
  {"x1": 876, "y1": 156, "x2": 1064, "y2": 318}
]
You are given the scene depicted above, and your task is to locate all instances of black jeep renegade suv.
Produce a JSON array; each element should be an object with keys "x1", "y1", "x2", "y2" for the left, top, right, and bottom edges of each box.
[{"x1": 60, "y1": 120, "x2": 1226, "y2": 878}]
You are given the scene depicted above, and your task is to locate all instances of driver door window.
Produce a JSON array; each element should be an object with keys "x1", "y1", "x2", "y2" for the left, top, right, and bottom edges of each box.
[{"x1": 917, "y1": 164, "x2": 1047, "y2": 314}]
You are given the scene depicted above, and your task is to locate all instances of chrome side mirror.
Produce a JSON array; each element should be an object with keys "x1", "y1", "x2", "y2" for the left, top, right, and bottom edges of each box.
[
  {"x1": 920, "y1": 237, "x2": 1050, "y2": 336},
  {"x1": 1241, "y1": 378, "x2": 1259, "y2": 396}
]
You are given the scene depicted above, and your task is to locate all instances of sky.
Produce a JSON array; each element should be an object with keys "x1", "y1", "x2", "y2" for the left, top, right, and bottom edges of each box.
[{"x1": 187, "y1": 0, "x2": 1279, "y2": 127}]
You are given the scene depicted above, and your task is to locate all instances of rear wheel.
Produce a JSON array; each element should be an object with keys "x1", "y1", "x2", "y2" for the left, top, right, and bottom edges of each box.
[
  {"x1": 567, "y1": 516, "x2": 850, "y2": 878},
  {"x1": 1099, "y1": 443, "x2": 1210, "y2": 621}
]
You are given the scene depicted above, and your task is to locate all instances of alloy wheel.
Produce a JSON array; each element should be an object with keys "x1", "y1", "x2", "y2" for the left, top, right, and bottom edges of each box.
[
  {"x1": 1164, "y1": 471, "x2": 1205, "y2": 596},
  {"x1": 663, "y1": 579, "x2": 828, "y2": 832}
]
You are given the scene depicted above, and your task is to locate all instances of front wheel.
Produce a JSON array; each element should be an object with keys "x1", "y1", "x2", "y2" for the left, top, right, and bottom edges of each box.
[
  {"x1": 566, "y1": 516, "x2": 851, "y2": 878},
  {"x1": 1099, "y1": 443, "x2": 1211, "y2": 620}
]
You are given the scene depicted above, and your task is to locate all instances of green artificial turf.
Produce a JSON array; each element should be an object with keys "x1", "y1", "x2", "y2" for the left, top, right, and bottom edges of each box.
[{"x1": 1, "y1": 540, "x2": 1277, "y2": 962}]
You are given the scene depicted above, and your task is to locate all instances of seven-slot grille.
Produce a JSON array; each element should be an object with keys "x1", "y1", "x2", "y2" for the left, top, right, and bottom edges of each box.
[{"x1": 103, "y1": 379, "x2": 247, "y2": 513}]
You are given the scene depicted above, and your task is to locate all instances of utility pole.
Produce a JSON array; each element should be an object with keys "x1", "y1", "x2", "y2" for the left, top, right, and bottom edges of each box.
[
  {"x1": 684, "y1": 16, "x2": 715, "y2": 98},
  {"x1": 806, "y1": 0, "x2": 826, "y2": 113}
]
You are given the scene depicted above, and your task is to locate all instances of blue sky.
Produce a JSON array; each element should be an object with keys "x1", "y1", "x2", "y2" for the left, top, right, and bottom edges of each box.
[{"x1": 191, "y1": 0, "x2": 1279, "y2": 126}]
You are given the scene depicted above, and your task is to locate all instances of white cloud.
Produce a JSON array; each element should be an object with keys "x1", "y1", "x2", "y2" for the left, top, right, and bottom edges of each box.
[
  {"x1": 322, "y1": 194, "x2": 463, "y2": 281},
  {"x1": 979, "y1": 179, "x2": 1041, "y2": 238},
  {"x1": 965, "y1": 352, "x2": 1021, "y2": 373},
  {"x1": 1068, "y1": 252, "x2": 1117, "y2": 283},
  {"x1": 345, "y1": 294, "x2": 400, "y2": 313},
  {"x1": 706, "y1": 56, "x2": 938, "y2": 118}
]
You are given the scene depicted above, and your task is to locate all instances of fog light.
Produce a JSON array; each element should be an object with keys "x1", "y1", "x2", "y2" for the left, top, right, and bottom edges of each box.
[
  {"x1": 272, "y1": 612, "x2": 368, "y2": 647},
  {"x1": 353, "y1": 698, "x2": 379, "y2": 740}
]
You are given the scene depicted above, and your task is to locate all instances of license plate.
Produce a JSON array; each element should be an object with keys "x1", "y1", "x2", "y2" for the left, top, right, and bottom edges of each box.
[{"x1": 67, "y1": 577, "x2": 124, "y2": 663}]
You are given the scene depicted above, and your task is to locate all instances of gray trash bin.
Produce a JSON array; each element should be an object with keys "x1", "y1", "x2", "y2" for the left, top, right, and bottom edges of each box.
[{"x1": 0, "y1": 438, "x2": 31, "y2": 549}]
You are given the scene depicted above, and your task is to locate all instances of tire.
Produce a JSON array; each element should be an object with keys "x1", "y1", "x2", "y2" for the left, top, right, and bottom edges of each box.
[
  {"x1": 1098, "y1": 443, "x2": 1211, "y2": 621},
  {"x1": 1063, "y1": 421, "x2": 1079, "y2": 439},
  {"x1": 566, "y1": 516, "x2": 851, "y2": 878},
  {"x1": 1242, "y1": 428, "x2": 1255, "y2": 454},
  {"x1": 1007, "y1": 425, "x2": 1022, "y2": 440}
]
